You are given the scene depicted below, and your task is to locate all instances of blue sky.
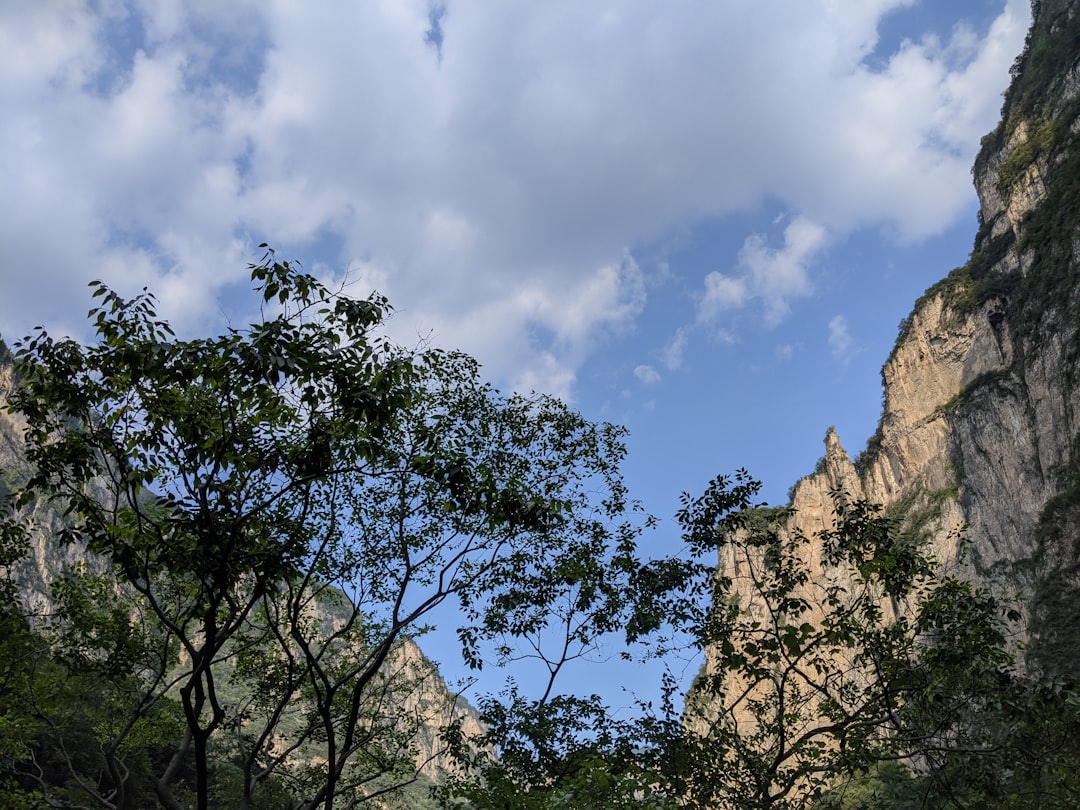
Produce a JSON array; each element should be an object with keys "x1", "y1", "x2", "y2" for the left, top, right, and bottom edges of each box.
[{"x1": 1, "y1": 0, "x2": 1030, "y2": 704}]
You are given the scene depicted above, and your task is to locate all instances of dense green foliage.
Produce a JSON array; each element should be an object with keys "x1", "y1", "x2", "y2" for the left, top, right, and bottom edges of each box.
[
  {"x1": 0, "y1": 253, "x2": 656, "y2": 809},
  {"x1": 908, "y1": 0, "x2": 1080, "y2": 335},
  {"x1": 975, "y1": 0, "x2": 1080, "y2": 172}
]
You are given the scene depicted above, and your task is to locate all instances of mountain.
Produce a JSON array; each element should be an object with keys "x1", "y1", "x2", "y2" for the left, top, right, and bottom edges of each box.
[
  {"x1": 679, "y1": 6, "x2": 1080, "y2": 804},
  {"x1": 1, "y1": 349, "x2": 118, "y2": 618},
  {"x1": 764, "y1": 0, "x2": 1079, "y2": 681}
]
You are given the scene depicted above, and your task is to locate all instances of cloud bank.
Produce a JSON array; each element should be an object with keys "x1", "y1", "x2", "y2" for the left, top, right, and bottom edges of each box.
[{"x1": 0, "y1": 0, "x2": 1028, "y2": 396}]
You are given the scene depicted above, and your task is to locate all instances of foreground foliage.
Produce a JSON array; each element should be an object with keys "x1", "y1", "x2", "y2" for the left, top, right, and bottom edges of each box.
[
  {"x1": 2, "y1": 252, "x2": 1078, "y2": 809},
  {"x1": 0, "y1": 251, "x2": 651, "y2": 809},
  {"x1": 444, "y1": 475, "x2": 1080, "y2": 809}
]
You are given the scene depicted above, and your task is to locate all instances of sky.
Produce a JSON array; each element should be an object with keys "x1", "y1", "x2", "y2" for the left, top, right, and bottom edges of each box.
[{"x1": 1, "y1": 0, "x2": 1032, "y2": 704}]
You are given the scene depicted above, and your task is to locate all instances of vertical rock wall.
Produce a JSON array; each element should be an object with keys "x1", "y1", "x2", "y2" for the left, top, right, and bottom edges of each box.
[{"x1": 775, "y1": 0, "x2": 1080, "y2": 678}]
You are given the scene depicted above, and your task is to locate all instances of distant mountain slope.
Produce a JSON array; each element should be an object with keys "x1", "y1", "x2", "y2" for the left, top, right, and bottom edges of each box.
[{"x1": 1, "y1": 342, "x2": 100, "y2": 617}]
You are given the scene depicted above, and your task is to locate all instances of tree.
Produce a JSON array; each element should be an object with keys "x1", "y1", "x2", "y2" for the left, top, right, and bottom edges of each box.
[
  {"x1": 0, "y1": 601, "x2": 190, "y2": 810},
  {"x1": 2, "y1": 249, "x2": 649, "y2": 809},
  {"x1": 669, "y1": 477, "x2": 1012, "y2": 808},
  {"x1": 442, "y1": 472, "x2": 1080, "y2": 809}
]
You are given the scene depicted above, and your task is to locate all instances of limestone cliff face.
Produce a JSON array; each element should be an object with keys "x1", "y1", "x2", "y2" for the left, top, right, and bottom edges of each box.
[
  {"x1": 782, "y1": 0, "x2": 1080, "y2": 677},
  {"x1": 0, "y1": 355, "x2": 103, "y2": 618}
]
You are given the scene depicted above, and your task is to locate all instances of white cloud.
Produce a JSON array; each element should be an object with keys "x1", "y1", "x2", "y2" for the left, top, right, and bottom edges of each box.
[
  {"x1": 699, "y1": 215, "x2": 828, "y2": 326},
  {"x1": 634, "y1": 365, "x2": 661, "y2": 385},
  {"x1": 743, "y1": 217, "x2": 827, "y2": 324},
  {"x1": 789, "y1": 0, "x2": 1029, "y2": 238},
  {"x1": 775, "y1": 343, "x2": 799, "y2": 361},
  {"x1": 828, "y1": 314, "x2": 855, "y2": 360},
  {"x1": 0, "y1": 0, "x2": 1028, "y2": 392},
  {"x1": 663, "y1": 327, "x2": 690, "y2": 371},
  {"x1": 699, "y1": 274, "x2": 749, "y2": 321},
  {"x1": 936, "y1": 2, "x2": 1030, "y2": 150}
]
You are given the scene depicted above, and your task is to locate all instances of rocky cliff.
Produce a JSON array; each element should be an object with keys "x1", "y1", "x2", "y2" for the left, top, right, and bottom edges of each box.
[{"x1": 781, "y1": 0, "x2": 1080, "y2": 678}]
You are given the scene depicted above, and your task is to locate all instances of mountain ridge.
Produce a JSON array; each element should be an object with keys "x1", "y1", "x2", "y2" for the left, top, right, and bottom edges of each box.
[{"x1": 777, "y1": 0, "x2": 1080, "y2": 678}]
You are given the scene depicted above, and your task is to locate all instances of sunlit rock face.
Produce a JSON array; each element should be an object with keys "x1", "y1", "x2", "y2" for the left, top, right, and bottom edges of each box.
[
  {"x1": 712, "y1": 0, "x2": 1080, "y2": 699},
  {"x1": 0, "y1": 356, "x2": 103, "y2": 618}
]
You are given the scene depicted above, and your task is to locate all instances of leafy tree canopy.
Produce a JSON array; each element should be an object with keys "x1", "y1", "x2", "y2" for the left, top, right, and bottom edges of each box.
[{"x1": 1, "y1": 249, "x2": 660, "y2": 809}]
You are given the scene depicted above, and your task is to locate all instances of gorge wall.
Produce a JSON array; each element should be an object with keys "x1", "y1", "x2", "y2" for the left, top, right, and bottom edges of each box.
[{"x1": 770, "y1": 0, "x2": 1080, "y2": 678}]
